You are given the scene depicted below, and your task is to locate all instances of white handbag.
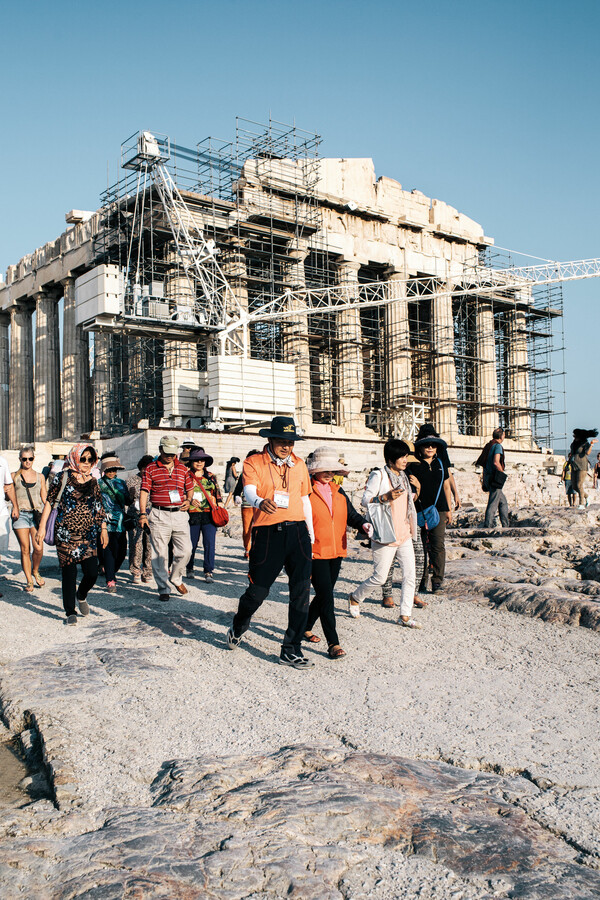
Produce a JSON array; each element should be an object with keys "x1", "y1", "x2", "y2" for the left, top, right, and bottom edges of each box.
[{"x1": 366, "y1": 470, "x2": 397, "y2": 544}]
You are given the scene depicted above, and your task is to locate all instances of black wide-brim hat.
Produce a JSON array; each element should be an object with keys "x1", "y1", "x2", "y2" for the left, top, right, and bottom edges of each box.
[
  {"x1": 259, "y1": 416, "x2": 304, "y2": 441},
  {"x1": 414, "y1": 435, "x2": 448, "y2": 451}
]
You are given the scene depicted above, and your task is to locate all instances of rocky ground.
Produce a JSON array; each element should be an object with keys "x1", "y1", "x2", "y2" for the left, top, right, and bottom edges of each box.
[{"x1": 0, "y1": 502, "x2": 599, "y2": 898}]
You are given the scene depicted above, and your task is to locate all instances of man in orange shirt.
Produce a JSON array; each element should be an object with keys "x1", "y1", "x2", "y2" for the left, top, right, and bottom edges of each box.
[{"x1": 227, "y1": 417, "x2": 315, "y2": 668}]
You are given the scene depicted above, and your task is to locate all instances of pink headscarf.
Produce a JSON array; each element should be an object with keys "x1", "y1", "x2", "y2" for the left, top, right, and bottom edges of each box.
[{"x1": 65, "y1": 443, "x2": 97, "y2": 476}]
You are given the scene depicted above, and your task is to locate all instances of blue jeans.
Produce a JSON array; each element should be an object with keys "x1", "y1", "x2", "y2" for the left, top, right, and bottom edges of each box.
[{"x1": 188, "y1": 521, "x2": 217, "y2": 574}]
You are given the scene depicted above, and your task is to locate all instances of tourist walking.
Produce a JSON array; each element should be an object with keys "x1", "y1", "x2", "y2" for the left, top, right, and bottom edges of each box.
[
  {"x1": 304, "y1": 446, "x2": 371, "y2": 659},
  {"x1": 561, "y1": 457, "x2": 576, "y2": 507},
  {"x1": 34, "y1": 444, "x2": 108, "y2": 625},
  {"x1": 226, "y1": 416, "x2": 315, "y2": 668},
  {"x1": 139, "y1": 435, "x2": 193, "y2": 602},
  {"x1": 127, "y1": 455, "x2": 154, "y2": 584},
  {"x1": 348, "y1": 439, "x2": 421, "y2": 628},
  {"x1": 233, "y1": 450, "x2": 261, "y2": 558},
  {"x1": 569, "y1": 428, "x2": 598, "y2": 508},
  {"x1": 594, "y1": 453, "x2": 600, "y2": 492},
  {"x1": 223, "y1": 457, "x2": 240, "y2": 507},
  {"x1": 410, "y1": 432, "x2": 453, "y2": 594},
  {"x1": 0, "y1": 454, "x2": 18, "y2": 593},
  {"x1": 483, "y1": 427, "x2": 509, "y2": 529},
  {"x1": 186, "y1": 447, "x2": 223, "y2": 583},
  {"x1": 97, "y1": 455, "x2": 129, "y2": 593},
  {"x1": 12, "y1": 445, "x2": 46, "y2": 592},
  {"x1": 179, "y1": 439, "x2": 197, "y2": 464}
]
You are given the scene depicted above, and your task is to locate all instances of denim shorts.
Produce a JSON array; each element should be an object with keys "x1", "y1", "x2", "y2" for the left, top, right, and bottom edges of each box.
[{"x1": 13, "y1": 509, "x2": 37, "y2": 530}]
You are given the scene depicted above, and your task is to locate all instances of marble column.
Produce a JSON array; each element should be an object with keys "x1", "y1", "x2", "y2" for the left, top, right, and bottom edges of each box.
[
  {"x1": 507, "y1": 301, "x2": 532, "y2": 442},
  {"x1": 431, "y1": 282, "x2": 458, "y2": 440},
  {"x1": 282, "y1": 241, "x2": 312, "y2": 428},
  {"x1": 336, "y1": 260, "x2": 364, "y2": 429},
  {"x1": 34, "y1": 290, "x2": 62, "y2": 442},
  {"x1": 476, "y1": 301, "x2": 498, "y2": 437},
  {"x1": 62, "y1": 276, "x2": 91, "y2": 439},
  {"x1": 220, "y1": 239, "x2": 249, "y2": 358},
  {"x1": 164, "y1": 249, "x2": 197, "y2": 369},
  {"x1": 384, "y1": 271, "x2": 412, "y2": 415},
  {"x1": 0, "y1": 315, "x2": 9, "y2": 448},
  {"x1": 93, "y1": 331, "x2": 111, "y2": 433},
  {"x1": 9, "y1": 301, "x2": 34, "y2": 446}
]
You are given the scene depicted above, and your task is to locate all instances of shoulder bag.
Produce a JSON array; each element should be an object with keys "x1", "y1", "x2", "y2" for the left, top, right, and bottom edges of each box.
[
  {"x1": 416, "y1": 459, "x2": 444, "y2": 531},
  {"x1": 21, "y1": 474, "x2": 42, "y2": 528},
  {"x1": 196, "y1": 479, "x2": 229, "y2": 527},
  {"x1": 366, "y1": 470, "x2": 397, "y2": 545},
  {"x1": 44, "y1": 472, "x2": 68, "y2": 545}
]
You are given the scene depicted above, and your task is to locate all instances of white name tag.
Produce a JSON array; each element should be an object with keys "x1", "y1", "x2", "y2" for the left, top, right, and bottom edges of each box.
[
  {"x1": 169, "y1": 490, "x2": 182, "y2": 503},
  {"x1": 273, "y1": 490, "x2": 290, "y2": 509}
]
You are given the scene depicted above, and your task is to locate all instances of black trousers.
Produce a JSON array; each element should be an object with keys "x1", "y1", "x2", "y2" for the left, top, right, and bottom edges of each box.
[
  {"x1": 306, "y1": 557, "x2": 342, "y2": 647},
  {"x1": 232, "y1": 521, "x2": 312, "y2": 655},
  {"x1": 61, "y1": 557, "x2": 99, "y2": 616},
  {"x1": 421, "y1": 517, "x2": 447, "y2": 586},
  {"x1": 98, "y1": 531, "x2": 127, "y2": 582}
]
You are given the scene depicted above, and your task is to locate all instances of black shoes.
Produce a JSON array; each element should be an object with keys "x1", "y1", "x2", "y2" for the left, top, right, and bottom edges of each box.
[
  {"x1": 279, "y1": 651, "x2": 314, "y2": 669},
  {"x1": 431, "y1": 581, "x2": 443, "y2": 593}
]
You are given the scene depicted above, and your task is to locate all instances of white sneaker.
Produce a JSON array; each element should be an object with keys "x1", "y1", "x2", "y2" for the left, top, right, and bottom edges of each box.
[
  {"x1": 348, "y1": 593, "x2": 360, "y2": 618},
  {"x1": 577, "y1": 505, "x2": 585, "y2": 509},
  {"x1": 132, "y1": 575, "x2": 142, "y2": 585},
  {"x1": 205, "y1": 572, "x2": 214, "y2": 583},
  {"x1": 399, "y1": 617, "x2": 423, "y2": 629}
]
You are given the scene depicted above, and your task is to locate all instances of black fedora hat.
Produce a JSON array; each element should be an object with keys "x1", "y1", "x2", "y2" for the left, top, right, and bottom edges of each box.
[{"x1": 259, "y1": 416, "x2": 304, "y2": 441}]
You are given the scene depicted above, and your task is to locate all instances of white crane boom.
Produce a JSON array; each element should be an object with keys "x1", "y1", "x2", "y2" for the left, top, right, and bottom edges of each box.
[{"x1": 218, "y1": 257, "x2": 600, "y2": 339}]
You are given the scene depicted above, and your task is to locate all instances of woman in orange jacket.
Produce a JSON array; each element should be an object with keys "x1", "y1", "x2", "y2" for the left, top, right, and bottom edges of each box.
[{"x1": 304, "y1": 446, "x2": 372, "y2": 659}]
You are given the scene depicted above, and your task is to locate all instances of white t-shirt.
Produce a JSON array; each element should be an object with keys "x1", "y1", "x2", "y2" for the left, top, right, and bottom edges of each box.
[{"x1": 0, "y1": 457, "x2": 13, "y2": 516}]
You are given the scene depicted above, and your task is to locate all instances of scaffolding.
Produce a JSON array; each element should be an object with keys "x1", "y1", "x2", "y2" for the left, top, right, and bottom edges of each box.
[{"x1": 88, "y1": 118, "x2": 565, "y2": 450}]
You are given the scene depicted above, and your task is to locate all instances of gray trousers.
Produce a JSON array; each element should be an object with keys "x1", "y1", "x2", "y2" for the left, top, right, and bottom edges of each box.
[
  {"x1": 148, "y1": 508, "x2": 192, "y2": 594},
  {"x1": 484, "y1": 489, "x2": 509, "y2": 528}
]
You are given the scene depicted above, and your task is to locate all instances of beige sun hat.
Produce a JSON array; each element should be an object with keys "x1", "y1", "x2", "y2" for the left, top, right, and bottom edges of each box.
[
  {"x1": 100, "y1": 456, "x2": 124, "y2": 473},
  {"x1": 307, "y1": 445, "x2": 350, "y2": 476}
]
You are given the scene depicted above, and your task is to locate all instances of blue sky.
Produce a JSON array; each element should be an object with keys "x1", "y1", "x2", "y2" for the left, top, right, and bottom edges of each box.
[{"x1": 2, "y1": 0, "x2": 598, "y2": 446}]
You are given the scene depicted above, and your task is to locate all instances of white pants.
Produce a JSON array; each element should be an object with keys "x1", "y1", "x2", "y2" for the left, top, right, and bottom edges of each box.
[
  {"x1": 353, "y1": 538, "x2": 416, "y2": 617},
  {"x1": 0, "y1": 513, "x2": 10, "y2": 554}
]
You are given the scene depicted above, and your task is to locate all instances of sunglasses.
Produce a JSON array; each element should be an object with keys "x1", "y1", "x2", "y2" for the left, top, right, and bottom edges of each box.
[
  {"x1": 104, "y1": 468, "x2": 118, "y2": 473},
  {"x1": 422, "y1": 443, "x2": 437, "y2": 448},
  {"x1": 162, "y1": 452, "x2": 177, "y2": 457},
  {"x1": 80, "y1": 456, "x2": 94, "y2": 463},
  {"x1": 21, "y1": 457, "x2": 34, "y2": 461}
]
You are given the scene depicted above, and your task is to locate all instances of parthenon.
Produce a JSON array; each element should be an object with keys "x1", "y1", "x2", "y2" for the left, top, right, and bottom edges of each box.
[{"x1": 0, "y1": 119, "x2": 563, "y2": 452}]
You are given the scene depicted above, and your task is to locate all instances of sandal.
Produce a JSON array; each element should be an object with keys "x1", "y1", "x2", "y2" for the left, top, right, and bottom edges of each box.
[
  {"x1": 304, "y1": 632, "x2": 321, "y2": 643},
  {"x1": 413, "y1": 597, "x2": 428, "y2": 608},
  {"x1": 25, "y1": 581, "x2": 34, "y2": 593},
  {"x1": 328, "y1": 644, "x2": 346, "y2": 659},
  {"x1": 32, "y1": 571, "x2": 45, "y2": 587}
]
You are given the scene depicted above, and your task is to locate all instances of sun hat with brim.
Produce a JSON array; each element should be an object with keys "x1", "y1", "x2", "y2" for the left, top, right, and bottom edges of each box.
[
  {"x1": 414, "y1": 435, "x2": 447, "y2": 451},
  {"x1": 258, "y1": 416, "x2": 304, "y2": 441},
  {"x1": 188, "y1": 447, "x2": 214, "y2": 467},
  {"x1": 181, "y1": 439, "x2": 196, "y2": 448},
  {"x1": 159, "y1": 435, "x2": 180, "y2": 454},
  {"x1": 100, "y1": 456, "x2": 124, "y2": 473},
  {"x1": 307, "y1": 446, "x2": 350, "y2": 476}
]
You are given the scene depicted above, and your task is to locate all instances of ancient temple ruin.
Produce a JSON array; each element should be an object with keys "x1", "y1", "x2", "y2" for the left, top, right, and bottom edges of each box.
[{"x1": 0, "y1": 118, "x2": 565, "y2": 452}]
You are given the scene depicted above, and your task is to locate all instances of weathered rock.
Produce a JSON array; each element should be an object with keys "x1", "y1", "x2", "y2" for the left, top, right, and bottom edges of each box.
[{"x1": 1, "y1": 746, "x2": 600, "y2": 898}]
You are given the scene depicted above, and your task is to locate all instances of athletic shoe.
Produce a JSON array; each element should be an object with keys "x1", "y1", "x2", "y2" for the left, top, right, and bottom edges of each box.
[
  {"x1": 399, "y1": 618, "x2": 423, "y2": 629},
  {"x1": 431, "y1": 582, "x2": 443, "y2": 593},
  {"x1": 577, "y1": 505, "x2": 585, "y2": 510},
  {"x1": 159, "y1": 593, "x2": 170, "y2": 602},
  {"x1": 132, "y1": 575, "x2": 142, "y2": 585},
  {"x1": 67, "y1": 614, "x2": 77, "y2": 626},
  {"x1": 348, "y1": 593, "x2": 361, "y2": 618},
  {"x1": 77, "y1": 598, "x2": 90, "y2": 616},
  {"x1": 142, "y1": 575, "x2": 152, "y2": 583},
  {"x1": 278, "y1": 651, "x2": 314, "y2": 668},
  {"x1": 106, "y1": 581, "x2": 117, "y2": 594},
  {"x1": 204, "y1": 572, "x2": 214, "y2": 583},
  {"x1": 226, "y1": 627, "x2": 242, "y2": 650}
]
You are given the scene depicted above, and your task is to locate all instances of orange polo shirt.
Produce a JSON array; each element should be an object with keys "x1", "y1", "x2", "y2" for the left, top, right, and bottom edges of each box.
[{"x1": 243, "y1": 445, "x2": 311, "y2": 527}]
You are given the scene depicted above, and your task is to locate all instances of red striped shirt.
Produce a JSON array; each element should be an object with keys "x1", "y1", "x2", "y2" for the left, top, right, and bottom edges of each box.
[{"x1": 141, "y1": 459, "x2": 193, "y2": 506}]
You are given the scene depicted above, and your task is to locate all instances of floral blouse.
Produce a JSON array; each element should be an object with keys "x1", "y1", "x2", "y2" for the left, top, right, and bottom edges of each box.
[
  {"x1": 98, "y1": 477, "x2": 129, "y2": 532},
  {"x1": 190, "y1": 472, "x2": 222, "y2": 512},
  {"x1": 46, "y1": 471, "x2": 106, "y2": 566}
]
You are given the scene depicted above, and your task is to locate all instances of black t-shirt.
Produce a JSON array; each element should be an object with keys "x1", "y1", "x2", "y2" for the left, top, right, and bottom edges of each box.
[{"x1": 409, "y1": 457, "x2": 449, "y2": 512}]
